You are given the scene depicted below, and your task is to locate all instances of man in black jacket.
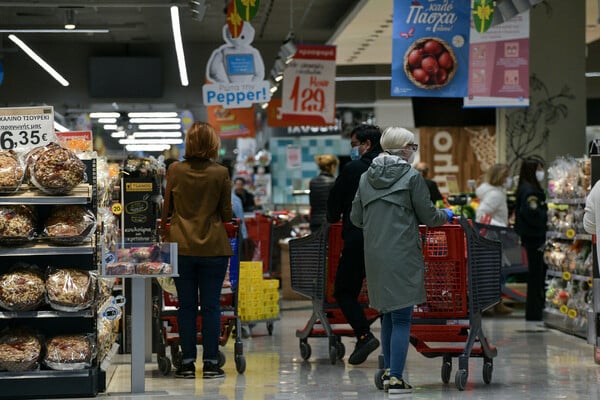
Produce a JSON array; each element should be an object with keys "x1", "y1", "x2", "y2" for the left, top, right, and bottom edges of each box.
[{"x1": 327, "y1": 124, "x2": 382, "y2": 365}]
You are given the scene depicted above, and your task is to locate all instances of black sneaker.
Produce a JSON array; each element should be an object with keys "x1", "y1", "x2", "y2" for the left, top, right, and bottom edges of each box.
[
  {"x1": 348, "y1": 333, "x2": 380, "y2": 365},
  {"x1": 203, "y1": 361, "x2": 225, "y2": 379},
  {"x1": 388, "y1": 376, "x2": 413, "y2": 394},
  {"x1": 381, "y1": 368, "x2": 390, "y2": 391},
  {"x1": 174, "y1": 362, "x2": 195, "y2": 379}
]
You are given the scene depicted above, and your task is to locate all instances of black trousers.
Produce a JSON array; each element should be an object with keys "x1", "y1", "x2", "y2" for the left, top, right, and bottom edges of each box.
[
  {"x1": 523, "y1": 240, "x2": 547, "y2": 321},
  {"x1": 333, "y1": 238, "x2": 370, "y2": 337}
]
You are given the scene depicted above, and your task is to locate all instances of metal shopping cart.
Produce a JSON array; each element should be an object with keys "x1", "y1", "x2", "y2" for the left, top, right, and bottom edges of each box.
[
  {"x1": 288, "y1": 222, "x2": 380, "y2": 364},
  {"x1": 153, "y1": 221, "x2": 246, "y2": 375},
  {"x1": 379, "y1": 218, "x2": 501, "y2": 391}
]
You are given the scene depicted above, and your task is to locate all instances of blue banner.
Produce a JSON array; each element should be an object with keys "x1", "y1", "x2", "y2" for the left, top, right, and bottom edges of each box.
[{"x1": 391, "y1": 0, "x2": 470, "y2": 98}]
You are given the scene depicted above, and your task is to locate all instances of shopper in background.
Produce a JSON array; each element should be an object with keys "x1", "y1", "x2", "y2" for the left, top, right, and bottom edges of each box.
[
  {"x1": 583, "y1": 179, "x2": 600, "y2": 273},
  {"x1": 233, "y1": 177, "x2": 256, "y2": 212},
  {"x1": 160, "y1": 121, "x2": 233, "y2": 379},
  {"x1": 475, "y1": 163, "x2": 513, "y2": 315},
  {"x1": 350, "y1": 127, "x2": 452, "y2": 394},
  {"x1": 309, "y1": 154, "x2": 339, "y2": 233},
  {"x1": 327, "y1": 124, "x2": 382, "y2": 365},
  {"x1": 514, "y1": 156, "x2": 548, "y2": 321},
  {"x1": 415, "y1": 162, "x2": 444, "y2": 206}
]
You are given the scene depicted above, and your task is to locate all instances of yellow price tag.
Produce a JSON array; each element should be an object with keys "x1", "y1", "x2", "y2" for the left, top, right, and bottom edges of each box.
[
  {"x1": 567, "y1": 309, "x2": 578, "y2": 319},
  {"x1": 559, "y1": 305, "x2": 569, "y2": 314},
  {"x1": 562, "y1": 271, "x2": 572, "y2": 281},
  {"x1": 565, "y1": 229, "x2": 576, "y2": 239},
  {"x1": 589, "y1": 278, "x2": 594, "y2": 288},
  {"x1": 111, "y1": 202, "x2": 123, "y2": 215}
]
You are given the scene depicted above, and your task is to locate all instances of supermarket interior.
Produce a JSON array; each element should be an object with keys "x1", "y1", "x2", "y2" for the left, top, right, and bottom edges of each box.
[{"x1": 1, "y1": 0, "x2": 600, "y2": 399}]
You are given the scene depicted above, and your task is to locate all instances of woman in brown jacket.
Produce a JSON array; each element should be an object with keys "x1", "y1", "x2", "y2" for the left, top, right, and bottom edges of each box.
[{"x1": 160, "y1": 121, "x2": 233, "y2": 379}]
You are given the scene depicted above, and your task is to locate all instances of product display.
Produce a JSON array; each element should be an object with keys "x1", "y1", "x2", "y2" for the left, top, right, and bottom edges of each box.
[
  {"x1": 0, "y1": 205, "x2": 36, "y2": 244},
  {"x1": 104, "y1": 262, "x2": 135, "y2": 275},
  {"x1": 43, "y1": 204, "x2": 96, "y2": 244},
  {"x1": 29, "y1": 143, "x2": 86, "y2": 195},
  {"x1": 0, "y1": 330, "x2": 42, "y2": 371},
  {"x1": 136, "y1": 262, "x2": 172, "y2": 275},
  {"x1": 44, "y1": 334, "x2": 95, "y2": 370},
  {"x1": 0, "y1": 150, "x2": 25, "y2": 194},
  {"x1": 0, "y1": 266, "x2": 45, "y2": 311},
  {"x1": 45, "y1": 268, "x2": 97, "y2": 312}
]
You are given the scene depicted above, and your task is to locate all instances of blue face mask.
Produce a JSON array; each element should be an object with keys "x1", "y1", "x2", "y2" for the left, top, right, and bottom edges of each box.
[{"x1": 350, "y1": 146, "x2": 360, "y2": 160}]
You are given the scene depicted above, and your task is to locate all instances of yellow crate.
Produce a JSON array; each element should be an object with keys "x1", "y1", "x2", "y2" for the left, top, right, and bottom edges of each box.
[{"x1": 263, "y1": 279, "x2": 280, "y2": 289}]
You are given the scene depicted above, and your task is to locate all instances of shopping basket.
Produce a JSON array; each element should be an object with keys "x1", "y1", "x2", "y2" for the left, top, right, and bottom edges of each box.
[
  {"x1": 384, "y1": 218, "x2": 501, "y2": 391},
  {"x1": 289, "y1": 223, "x2": 380, "y2": 364},
  {"x1": 153, "y1": 220, "x2": 246, "y2": 375}
]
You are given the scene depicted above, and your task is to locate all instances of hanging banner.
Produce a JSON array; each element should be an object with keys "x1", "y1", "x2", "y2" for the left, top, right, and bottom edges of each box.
[
  {"x1": 207, "y1": 105, "x2": 255, "y2": 138},
  {"x1": 235, "y1": 0, "x2": 260, "y2": 21},
  {"x1": 418, "y1": 126, "x2": 495, "y2": 194},
  {"x1": 0, "y1": 106, "x2": 56, "y2": 151},
  {"x1": 280, "y1": 44, "x2": 336, "y2": 125},
  {"x1": 464, "y1": 10, "x2": 530, "y2": 108},
  {"x1": 391, "y1": 0, "x2": 470, "y2": 98},
  {"x1": 266, "y1": 98, "x2": 337, "y2": 128}
]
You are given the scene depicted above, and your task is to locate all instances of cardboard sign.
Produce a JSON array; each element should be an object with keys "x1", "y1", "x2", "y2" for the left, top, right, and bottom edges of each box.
[{"x1": 0, "y1": 106, "x2": 56, "y2": 151}]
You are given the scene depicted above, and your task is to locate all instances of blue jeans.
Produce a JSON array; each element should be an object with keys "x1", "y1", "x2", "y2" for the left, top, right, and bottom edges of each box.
[
  {"x1": 174, "y1": 255, "x2": 228, "y2": 364},
  {"x1": 381, "y1": 306, "x2": 413, "y2": 379}
]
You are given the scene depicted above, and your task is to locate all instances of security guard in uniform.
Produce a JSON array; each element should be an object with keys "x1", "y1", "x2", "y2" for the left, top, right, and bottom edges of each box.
[{"x1": 514, "y1": 156, "x2": 548, "y2": 321}]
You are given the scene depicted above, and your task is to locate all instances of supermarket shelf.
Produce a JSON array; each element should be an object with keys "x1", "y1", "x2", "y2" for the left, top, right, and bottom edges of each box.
[
  {"x1": 546, "y1": 269, "x2": 592, "y2": 282},
  {"x1": 546, "y1": 231, "x2": 593, "y2": 241},
  {"x1": 100, "y1": 342, "x2": 121, "y2": 371},
  {"x1": 0, "y1": 241, "x2": 94, "y2": 256},
  {"x1": 543, "y1": 308, "x2": 588, "y2": 338},
  {"x1": 0, "y1": 309, "x2": 93, "y2": 319},
  {"x1": 547, "y1": 198, "x2": 587, "y2": 205},
  {"x1": 0, "y1": 184, "x2": 92, "y2": 205}
]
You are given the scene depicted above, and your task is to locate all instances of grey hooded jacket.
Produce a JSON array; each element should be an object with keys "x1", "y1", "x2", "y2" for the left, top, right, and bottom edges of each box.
[{"x1": 350, "y1": 154, "x2": 448, "y2": 313}]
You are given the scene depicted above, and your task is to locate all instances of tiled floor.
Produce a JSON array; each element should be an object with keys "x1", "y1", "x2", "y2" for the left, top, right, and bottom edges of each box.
[{"x1": 84, "y1": 300, "x2": 598, "y2": 399}]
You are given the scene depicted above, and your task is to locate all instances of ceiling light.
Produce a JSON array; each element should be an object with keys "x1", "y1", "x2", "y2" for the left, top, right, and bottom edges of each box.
[
  {"x1": 103, "y1": 124, "x2": 118, "y2": 130},
  {"x1": 170, "y1": 6, "x2": 189, "y2": 86},
  {"x1": 189, "y1": 0, "x2": 207, "y2": 22},
  {"x1": 133, "y1": 131, "x2": 183, "y2": 138},
  {"x1": 64, "y1": 9, "x2": 76, "y2": 30},
  {"x1": 0, "y1": 29, "x2": 109, "y2": 33},
  {"x1": 8, "y1": 34, "x2": 69, "y2": 86},
  {"x1": 111, "y1": 131, "x2": 127, "y2": 138},
  {"x1": 278, "y1": 33, "x2": 297, "y2": 64},
  {"x1": 54, "y1": 121, "x2": 69, "y2": 132},
  {"x1": 138, "y1": 124, "x2": 182, "y2": 130},
  {"x1": 129, "y1": 117, "x2": 181, "y2": 124},
  {"x1": 97, "y1": 118, "x2": 117, "y2": 123},
  {"x1": 126, "y1": 144, "x2": 171, "y2": 152},
  {"x1": 90, "y1": 112, "x2": 120, "y2": 118},
  {"x1": 120, "y1": 138, "x2": 183, "y2": 145},
  {"x1": 128, "y1": 112, "x2": 179, "y2": 118}
]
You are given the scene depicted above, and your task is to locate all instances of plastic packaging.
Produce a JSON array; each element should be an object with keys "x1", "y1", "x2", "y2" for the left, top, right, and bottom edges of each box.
[
  {"x1": 44, "y1": 333, "x2": 96, "y2": 370},
  {"x1": 43, "y1": 204, "x2": 96, "y2": 245},
  {"x1": 0, "y1": 329, "x2": 42, "y2": 371},
  {"x1": 28, "y1": 142, "x2": 86, "y2": 195},
  {"x1": 0, "y1": 150, "x2": 25, "y2": 194},
  {"x1": 45, "y1": 268, "x2": 97, "y2": 311},
  {"x1": 0, "y1": 264, "x2": 45, "y2": 311},
  {"x1": 0, "y1": 205, "x2": 37, "y2": 245}
]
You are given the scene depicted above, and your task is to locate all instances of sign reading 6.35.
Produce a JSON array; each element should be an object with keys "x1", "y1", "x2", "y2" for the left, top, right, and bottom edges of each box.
[{"x1": 0, "y1": 106, "x2": 55, "y2": 151}]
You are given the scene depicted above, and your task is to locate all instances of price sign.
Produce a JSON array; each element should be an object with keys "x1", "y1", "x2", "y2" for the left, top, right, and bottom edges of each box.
[
  {"x1": 0, "y1": 106, "x2": 56, "y2": 151},
  {"x1": 281, "y1": 44, "x2": 336, "y2": 124}
]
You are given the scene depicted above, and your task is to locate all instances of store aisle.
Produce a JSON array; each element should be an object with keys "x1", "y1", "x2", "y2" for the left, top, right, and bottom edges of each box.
[{"x1": 89, "y1": 300, "x2": 598, "y2": 400}]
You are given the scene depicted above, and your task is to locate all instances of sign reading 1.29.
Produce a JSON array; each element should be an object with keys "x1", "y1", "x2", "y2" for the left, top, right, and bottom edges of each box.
[
  {"x1": 0, "y1": 130, "x2": 47, "y2": 150},
  {"x1": 288, "y1": 75, "x2": 327, "y2": 113}
]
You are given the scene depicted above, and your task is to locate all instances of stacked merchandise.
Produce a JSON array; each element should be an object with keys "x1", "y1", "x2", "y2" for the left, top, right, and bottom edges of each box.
[
  {"x1": 543, "y1": 156, "x2": 593, "y2": 337},
  {"x1": 237, "y1": 262, "x2": 280, "y2": 325}
]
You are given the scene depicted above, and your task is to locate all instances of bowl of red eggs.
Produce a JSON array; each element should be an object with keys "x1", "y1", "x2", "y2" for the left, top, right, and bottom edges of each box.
[{"x1": 404, "y1": 37, "x2": 456, "y2": 89}]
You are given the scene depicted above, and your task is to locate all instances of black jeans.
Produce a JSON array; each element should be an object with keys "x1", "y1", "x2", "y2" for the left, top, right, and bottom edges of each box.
[
  {"x1": 523, "y1": 239, "x2": 547, "y2": 321},
  {"x1": 333, "y1": 238, "x2": 370, "y2": 337}
]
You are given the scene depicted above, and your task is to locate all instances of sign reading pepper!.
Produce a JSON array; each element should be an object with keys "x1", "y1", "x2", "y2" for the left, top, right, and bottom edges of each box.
[{"x1": 280, "y1": 44, "x2": 336, "y2": 125}]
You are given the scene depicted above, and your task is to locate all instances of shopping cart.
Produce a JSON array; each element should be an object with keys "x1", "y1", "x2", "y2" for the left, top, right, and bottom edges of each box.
[
  {"x1": 474, "y1": 222, "x2": 528, "y2": 302},
  {"x1": 288, "y1": 222, "x2": 380, "y2": 364},
  {"x1": 374, "y1": 218, "x2": 501, "y2": 391},
  {"x1": 153, "y1": 220, "x2": 246, "y2": 375}
]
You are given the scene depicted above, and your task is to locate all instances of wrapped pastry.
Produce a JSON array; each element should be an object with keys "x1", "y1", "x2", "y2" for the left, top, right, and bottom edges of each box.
[
  {"x1": 44, "y1": 334, "x2": 95, "y2": 370},
  {"x1": 29, "y1": 142, "x2": 85, "y2": 195},
  {"x1": 0, "y1": 205, "x2": 36, "y2": 245},
  {"x1": 105, "y1": 262, "x2": 135, "y2": 276},
  {"x1": 45, "y1": 268, "x2": 96, "y2": 311},
  {"x1": 136, "y1": 262, "x2": 172, "y2": 275},
  {"x1": 129, "y1": 244, "x2": 161, "y2": 262},
  {"x1": 0, "y1": 330, "x2": 42, "y2": 371},
  {"x1": 0, "y1": 150, "x2": 25, "y2": 194},
  {"x1": 0, "y1": 266, "x2": 45, "y2": 311},
  {"x1": 43, "y1": 204, "x2": 96, "y2": 244}
]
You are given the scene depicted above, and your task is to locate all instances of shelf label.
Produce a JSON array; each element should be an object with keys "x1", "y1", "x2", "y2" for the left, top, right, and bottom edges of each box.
[
  {"x1": 0, "y1": 106, "x2": 56, "y2": 150},
  {"x1": 562, "y1": 271, "x2": 572, "y2": 281},
  {"x1": 559, "y1": 305, "x2": 568, "y2": 314},
  {"x1": 567, "y1": 309, "x2": 578, "y2": 319},
  {"x1": 111, "y1": 202, "x2": 123, "y2": 216},
  {"x1": 565, "y1": 229, "x2": 576, "y2": 239}
]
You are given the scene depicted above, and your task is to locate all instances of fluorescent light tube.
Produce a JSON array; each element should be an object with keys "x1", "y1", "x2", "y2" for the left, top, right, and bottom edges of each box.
[
  {"x1": 111, "y1": 131, "x2": 127, "y2": 138},
  {"x1": 126, "y1": 144, "x2": 171, "y2": 152},
  {"x1": 129, "y1": 117, "x2": 181, "y2": 124},
  {"x1": 127, "y1": 112, "x2": 179, "y2": 118},
  {"x1": 138, "y1": 124, "x2": 181, "y2": 130},
  {"x1": 90, "y1": 112, "x2": 120, "y2": 118},
  {"x1": 9, "y1": 34, "x2": 69, "y2": 86},
  {"x1": 98, "y1": 118, "x2": 117, "y2": 123},
  {"x1": 0, "y1": 29, "x2": 109, "y2": 33},
  {"x1": 54, "y1": 121, "x2": 69, "y2": 132},
  {"x1": 119, "y1": 138, "x2": 183, "y2": 145},
  {"x1": 170, "y1": 6, "x2": 189, "y2": 86},
  {"x1": 133, "y1": 131, "x2": 183, "y2": 138},
  {"x1": 103, "y1": 124, "x2": 118, "y2": 130}
]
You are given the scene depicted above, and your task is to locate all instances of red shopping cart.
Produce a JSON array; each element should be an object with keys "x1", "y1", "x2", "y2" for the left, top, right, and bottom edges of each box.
[
  {"x1": 379, "y1": 218, "x2": 501, "y2": 391},
  {"x1": 288, "y1": 222, "x2": 380, "y2": 364},
  {"x1": 153, "y1": 220, "x2": 246, "y2": 375}
]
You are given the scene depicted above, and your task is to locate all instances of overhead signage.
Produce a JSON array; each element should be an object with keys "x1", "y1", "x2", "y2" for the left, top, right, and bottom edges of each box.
[
  {"x1": 0, "y1": 106, "x2": 56, "y2": 151},
  {"x1": 391, "y1": 0, "x2": 471, "y2": 98},
  {"x1": 464, "y1": 10, "x2": 530, "y2": 108},
  {"x1": 472, "y1": 0, "x2": 494, "y2": 33},
  {"x1": 280, "y1": 44, "x2": 336, "y2": 125},
  {"x1": 207, "y1": 105, "x2": 255, "y2": 138},
  {"x1": 235, "y1": 0, "x2": 260, "y2": 21}
]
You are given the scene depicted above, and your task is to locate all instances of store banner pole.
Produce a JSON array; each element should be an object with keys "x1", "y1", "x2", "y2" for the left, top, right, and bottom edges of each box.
[{"x1": 131, "y1": 277, "x2": 146, "y2": 393}]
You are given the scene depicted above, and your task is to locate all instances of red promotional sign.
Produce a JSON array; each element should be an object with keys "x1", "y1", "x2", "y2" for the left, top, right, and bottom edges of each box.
[
  {"x1": 266, "y1": 98, "x2": 332, "y2": 127},
  {"x1": 207, "y1": 105, "x2": 255, "y2": 138}
]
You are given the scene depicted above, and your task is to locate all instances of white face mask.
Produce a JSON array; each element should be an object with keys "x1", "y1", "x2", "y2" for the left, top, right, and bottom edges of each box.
[
  {"x1": 503, "y1": 176, "x2": 513, "y2": 189},
  {"x1": 536, "y1": 170, "x2": 545, "y2": 182},
  {"x1": 406, "y1": 151, "x2": 416, "y2": 165}
]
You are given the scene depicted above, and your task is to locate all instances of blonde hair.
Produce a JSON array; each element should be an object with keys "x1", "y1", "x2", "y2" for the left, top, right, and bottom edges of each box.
[
  {"x1": 380, "y1": 127, "x2": 414, "y2": 156},
  {"x1": 485, "y1": 163, "x2": 509, "y2": 187},
  {"x1": 314, "y1": 154, "x2": 339, "y2": 174},
  {"x1": 183, "y1": 121, "x2": 220, "y2": 160}
]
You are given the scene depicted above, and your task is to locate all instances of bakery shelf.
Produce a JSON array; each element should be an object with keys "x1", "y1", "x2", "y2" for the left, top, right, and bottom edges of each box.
[
  {"x1": 0, "y1": 309, "x2": 93, "y2": 319},
  {"x1": 545, "y1": 231, "x2": 593, "y2": 241},
  {"x1": 543, "y1": 308, "x2": 588, "y2": 339},
  {"x1": 547, "y1": 197, "x2": 587, "y2": 205},
  {"x1": 546, "y1": 269, "x2": 591, "y2": 282},
  {"x1": 0, "y1": 241, "x2": 94, "y2": 256},
  {"x1": 0, "y1": 367, "x2": 102, "y2": 399},
  {"x1": 0, "y1": 183, "x2": 92, "y2": 205}
]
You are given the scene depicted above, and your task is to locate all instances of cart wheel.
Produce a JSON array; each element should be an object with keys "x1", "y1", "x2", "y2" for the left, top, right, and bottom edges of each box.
[
  {"x1": 455, "y1": 369, "x2": 468, "y2": 391},
  {"x1": 158, "y1": 356, "x2": 172, "y2": 376},
  {"x1": 241, "y1": 325, "x2": 252, "y2": 339},
  {"x1": 335, "y1": 341, "x2": 345, "y2": 360},
  {"x1": 299, "y1": 340, "x2": 311, "y2": 360},
  {"x1": 441, "y1": 361, "x2": 452, "y2": 384},
  {"x1": 483, "y1": 361, "x2": 493, "y2": 384},
  {"x1": 374, "y1": 369, "x2": 385, "y2": 390},
  {"x1": 328, "y1": 345, "x2": 338, "y2": 364},
  {"x1": 217, "y1": 350, "x2": 226, "y2": 367},
  {"x1": 267, "y1": 321, "x2": 274, "y2": 336},
  {"x1": 235, "y1": 355, "x2": 246, "y2": 374},
  {"x1": 173, "y1": 351, "x2": 183, "y2": 369}
]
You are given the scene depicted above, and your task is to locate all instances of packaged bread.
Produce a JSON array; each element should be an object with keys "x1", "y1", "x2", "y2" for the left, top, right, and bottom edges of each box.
[
  {"x1": 129, "y1": 244, "x2": 161, "y2": 262},
  {"x1": 45, "y1": 268, "x2": 96, "y2": 311},
  {"x1": 104, "y1": 262, "x2": 135, "y2": 276},
  {"x1": 135, "y1": 262, "x2": 172, "y2": 275},
  {"x1": 28, "y1": 142, "x2": 85, "y2": 195},
  {"x1": 0, "y1": 205, "x2": 36, "y2": 245},
  {"x1": 44, "y1": 334, "x2": 95, "y2": 370},
  {"x1": 0, "y1": 265, "x2": 45, "y2": 311},
  {"x1": 43, "y1": 204, "x2": 96, "y2": 244},
  {"x1": 0, "y1": 150, "x2": 25, "y2": 194},
  {"x1": 0, "y1": 330, "x2": 42, "y2": 371}
]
